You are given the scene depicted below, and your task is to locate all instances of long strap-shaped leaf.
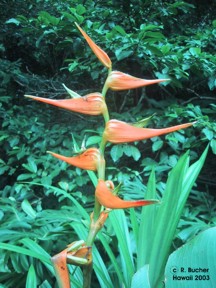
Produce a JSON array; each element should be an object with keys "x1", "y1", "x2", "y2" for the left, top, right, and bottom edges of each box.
[
  {"x1": 137, "y1": 168, "x2": 157, "y2": 269},
  {"x1": 147, "y1": 146, "x2": 208, "y2": 288},
  {"x1": 148, "y1": 152, "x2": 189, "y2": 287}
]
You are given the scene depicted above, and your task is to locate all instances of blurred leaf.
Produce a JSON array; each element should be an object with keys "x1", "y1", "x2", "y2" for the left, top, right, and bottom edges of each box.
[
  {"x1": 152, "y1": 139, "x2": 163, "y2": 152},
  {"x1": 210, "y1": 139, "x2": 216, "y2": 154},
  {"x1": 26, "y1": 265, "x2": 37, "y2": 288},
  {"x1": 165, "y1": 227, "x2": 216, "y2": 288},
  {"x1": 21, "y1": 199, "x2": 36, "y2": 219},
  {"x1": 110, "y1": 145, "x2": 123, "y2": 162},
  {"x1": 131, "y1": 265, "x2": 150, "y2": 288}
]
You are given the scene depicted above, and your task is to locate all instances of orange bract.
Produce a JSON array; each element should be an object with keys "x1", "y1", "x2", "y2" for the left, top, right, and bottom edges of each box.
[
  {"x1": 51, "y1": 250, "x2": 70, "y2": 288},
  {"x1": 104, "y1": 71, "x2": 169, "y2": 91},
  {"x1": 48, "y1": 148, "x2": 103, "y2": 171},
  {"x1": 95, "y1": 179, "x2": 159, "y2": 209},
  {"x1": 103, "y1": 119, "x2": 195, "y2": 144},
  {"x1": 25, "y1": 93, "x2": 107, "y2": 116},
  {"x1": 75, "y1": 22, "x2": 112, "y2": 69}
]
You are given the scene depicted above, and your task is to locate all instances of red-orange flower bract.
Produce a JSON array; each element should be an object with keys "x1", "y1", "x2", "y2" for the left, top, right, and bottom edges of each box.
[
  {"x1": 104, "y1": 71, "x2": 169, "y2": 91},
  {"x1": 51, "y1": 250, "x2": 70, "y2": 288},
  {"x1": 95, "y1": 179, "x2": 159, "y2": 209},
  {"x1": 48, "y1": 148, "x2": 103, "y2": 171},
  {"x1": 75, "y1": 22, "x2": 112, "y2": 69},
  {"x1": 103, "y1": 119, "x2": 195, "y2": 144},
  {"x1": 25, "y1": 93, "x2": 107, "y2": 116}
]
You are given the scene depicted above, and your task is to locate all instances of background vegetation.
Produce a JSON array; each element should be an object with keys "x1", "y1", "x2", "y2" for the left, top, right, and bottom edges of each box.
[{"x1": 0, "y1": 0, "x2": 216, "y2": 287}]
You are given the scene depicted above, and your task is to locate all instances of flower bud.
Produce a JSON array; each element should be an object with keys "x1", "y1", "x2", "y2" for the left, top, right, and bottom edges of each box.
[{"x1": 75, "y1": 22, "x2": 112, "y2": 69}]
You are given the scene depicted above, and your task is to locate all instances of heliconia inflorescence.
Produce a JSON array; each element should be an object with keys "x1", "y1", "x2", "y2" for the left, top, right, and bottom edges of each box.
[{"x1": 26, "y1": 22, "x2": 197, "y2": 288}]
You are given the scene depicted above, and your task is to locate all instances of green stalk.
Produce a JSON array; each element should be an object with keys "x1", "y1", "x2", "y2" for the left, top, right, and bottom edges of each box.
[{"x1": 83, "y1": 263, "x2": 93, "y2": 288}]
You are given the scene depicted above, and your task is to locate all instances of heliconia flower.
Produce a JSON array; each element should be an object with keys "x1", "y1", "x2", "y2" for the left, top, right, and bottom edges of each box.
[
  {"x1": 51, "y1": 250, "x2": 70, "y2": 288},
  {"x1": 75, "y1": 22, "x2": 112, "y2": 69},
  {"x1": 103, "y1": 119, "x2": 195, "y2": 144},
  {"x1": 95, "y1": 179, "x2": 159, "y2": 209},
  {"x1": 47, "y1": 148, "x2": 104, "y2": 171},
  {"x1": 104, "y1": 71, "x2": 169, "y2": 92},
  {"x1": 25, "y1": 93, "x2": 107, "y2": 116}
]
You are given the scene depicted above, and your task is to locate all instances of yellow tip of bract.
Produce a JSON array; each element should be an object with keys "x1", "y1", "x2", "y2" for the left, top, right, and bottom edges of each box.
[
  {"x1": 75, "y1": 22, "x2": 112, "y2": 69},
  {"x1": 104, "y1": 71, "x2": 169, "y2": 91}
]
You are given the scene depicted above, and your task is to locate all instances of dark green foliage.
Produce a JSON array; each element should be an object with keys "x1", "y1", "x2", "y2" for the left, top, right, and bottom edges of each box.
[{"x1": 0, "y1": 1, "x2": 216, "y2": 286}]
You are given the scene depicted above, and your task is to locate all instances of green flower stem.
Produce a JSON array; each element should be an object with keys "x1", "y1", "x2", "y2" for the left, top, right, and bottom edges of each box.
[
  {"x1": 103, "y1": 108, "x2": 110, "y2": 123},
  {"x1": 102, "y1": 69, "x2": 111, "y2": 97},
  {"x1": 86, "y1": 211, "x2": 109, "y2": 246},
  {"x1": 92, "y1": 157, "x2": 105, "y2": 221},
  {"x1": 84, "y1": 68, "x2": 111, "y2": 287},
  {"x1": 99, "y1": 137, "x2": 107, "y2": 155},
  {"x1": 102, "y1": 84, "x2": 108, "y2": 98},
  {"x1": 83, "y1": 263, "x2": 93, "y2": 288},
  {"x1": 92, "y1": 197, "x2": 101, "y2": 223}
]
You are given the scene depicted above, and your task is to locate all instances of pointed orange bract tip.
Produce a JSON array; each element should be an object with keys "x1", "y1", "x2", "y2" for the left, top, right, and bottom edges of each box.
[
  {"x1": 75, "y1": 22, "x2": 112, "y2": 69},
  {"x1": 95, "y1": 179, "x2": 159, "y2": 209},
  {"x1": 25, "y1": 93, "x2": 107, "y2": 116},
  {"x1": 48, "y1": 148, "x2": 103, "y2": 171},
  {"x1": 51, "y1": 250, "x2": 70, "y2": 288},
  {"x1": 103, "y1": 119, "x2": 194, "y2": 144},
  {"x1": 104, "y1": 71, "x2": 169, "y2": 91}
]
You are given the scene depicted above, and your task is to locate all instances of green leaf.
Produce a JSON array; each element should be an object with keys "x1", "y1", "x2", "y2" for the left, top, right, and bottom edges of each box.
[
  {"x1": 115, "y1": 48, "x2": 133, "y2": 61},
  {"x1": 131, "y1": 265, "x2": 151, "y2": 288},
  {"x1": 39, "y1": 280, "x2": 52, "y2": 288},
  {"x1": 86, "y1": 136, "x2": 102, "y2": 146},
  {"x1": 165, "y1": 227, "x2": 216, "y2": 288},
  {"x1": 210, "y1": 139, "x2": 216, "y2": 154},
  {"x1": 76, "y1": 4, "x2": 86, "y2": 15},
  {"x1": 208, "y1": 76, "x2": 216, "y2": 90},
  {"x1": 26, "y1": 265, "x2": 37, "y2": 288},
  {"x1": 202, "y1": 127, "x2": 214, "y2": 140},
  {"x1": 98, "y1": 233, "x2": 126, "y2": 287},
  {"x1": 114, "y1": 25, "x2": 127, "y2": 35},
  {"x1": 132, "y1": 115, "x2": 155, "y2": 128},
  {"x1": 189, "y1": 47, "x2": 201, "y2": 56},
  {"x1": 137, "y1": 169, "x2": 157, "y2": 269},
  {"x1": 62, "y1": 83, "x2": 80, "y2": 98},
  {"x1": 0, "y1": 242, "x2": 52, "y2": 266},
  {"x1": 148, "y1": 152, "x2": 190, "y2": 287},
  {"x1": 123, "y1": 145, "x2": 141, "y2": 161},
  {"x1": 6, "y1": 18, "x2": 20, "y2": 25},
  {"x1": 110, "y1": 145, "x2": 123, "y2": 162},
  {"x1": 152, "y1": 139, "x2": 163, "y2": 152},
  {"x1": 21, "y1": 199, "x2": 36, "y2": 219},
  {"x1": 109, "y1": 210, "x2": 135, "y2": 286},
  {"x1": 22, "y1": 157, "x2": 37, "y2": 173}
]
